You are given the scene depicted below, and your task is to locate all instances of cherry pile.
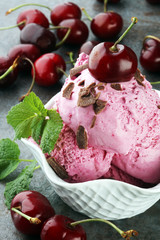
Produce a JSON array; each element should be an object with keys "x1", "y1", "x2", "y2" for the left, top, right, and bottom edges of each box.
[
  {"x1": 10, "y1": 190, "x2": 138, "y2": 240},
  {"x1": 0, "y1": 0, "x2": 159, "y2": 95}
]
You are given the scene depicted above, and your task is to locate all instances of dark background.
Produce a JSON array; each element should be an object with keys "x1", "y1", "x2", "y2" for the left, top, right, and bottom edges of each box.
[{"x1": 0, "y1": 0, "x2": 160, "y2": 239}]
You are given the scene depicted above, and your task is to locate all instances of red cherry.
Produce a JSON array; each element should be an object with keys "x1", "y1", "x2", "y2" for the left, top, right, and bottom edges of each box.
[
  {"x1": 8, "y1": 44, "x2": 41, "y2": 70},
  {"x1": 57, "y1": 19, "x2": 89, "y2": 45},
  {"x1": 140, "y1": 36, "x2": 160, "y2": 72},
  {"x1": 50, "y1": 2, "x2": 81, "y2": 26},
  {"x1": 146, "y1": 0, "x2": 160, "y2": 3},
  {"x1": 0, "y1": 57, "x2": 18, "y2": 87},
  {"x1": 91, "y1": 12, "x2": 123, "y2": 39},
  {"x1": 79, "y1": 41, "x2": 100, "y2": 55},
  {"x1": 33, "y1": 53, "x2": 66, "y2": 86},
  {"x1": 40, "y1": 215, "x2": 86, "y2": 240},
  {"x1": 11, "y1": 190, "x2": 55, "y2": 235},
  {"x1": 20, "y1": 23, "x2": 56, "y2": 53},
  {"x1": 88, "y1": 42, "x2": 137, "y2": 82},
  {"x1": 17, "y1": 9, "x2": 49, "y2": 30}
]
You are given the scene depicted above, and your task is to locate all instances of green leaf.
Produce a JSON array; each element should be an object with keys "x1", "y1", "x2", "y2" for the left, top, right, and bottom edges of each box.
[
  {"x1": 7, "y1": 92, "x2": 63, "y2": 154},
  {"x1": 40, "y1": 110, "x2": 63, "y2": 153},
  {"x1": 0, "y1": 139, "x2": 20, "y2": 180},
  {"x1": 31, "y1": 117, "x2": 46, "y2": 144},
  {"x1": 4, "y1": 160, "x2": 37, "y2": 209},
  {"x1": 7, "y1": 92, "x2": 48, "y2": 140}
]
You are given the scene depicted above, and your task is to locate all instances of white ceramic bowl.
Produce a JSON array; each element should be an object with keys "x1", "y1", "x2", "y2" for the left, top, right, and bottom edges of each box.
[{"x1": 22, "y1": 91, "x2": 160, "y2": 220}]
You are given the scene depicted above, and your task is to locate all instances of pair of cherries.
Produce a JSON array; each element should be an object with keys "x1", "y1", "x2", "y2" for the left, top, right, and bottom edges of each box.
[{"x1": 11, "y1": 190, "x2": 138, "y2": 240}]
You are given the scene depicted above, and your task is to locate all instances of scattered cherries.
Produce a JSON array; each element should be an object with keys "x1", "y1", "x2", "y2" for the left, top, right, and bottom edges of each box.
[
  {"x1": 140, "y1": 35, "x2": 160, "y2": 72},
  {"x1": 88, "y1": 17, "x2": 138, "y2": 82}
]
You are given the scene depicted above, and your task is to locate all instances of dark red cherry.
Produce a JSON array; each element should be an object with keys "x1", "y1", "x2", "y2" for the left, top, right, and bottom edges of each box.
[
  {"x1": 20, "y1": 23, "x2": 56, "y2": 53},
  {"x1": 17, "y1": 9, "x2": 49, "y2": 30},
  {"x1": 33, "y1": 53, "x2": 66, "y2": 86},
  {"x1": 8, "y1": 44, "x2": 41, "y2": 70},
  {"x1": 57, "y1": 19, "x2": 89, "y2": 45},
  {"x1": 79, "y1": 41, "x2": 100, "y2": 55},
  {"x1": 40, "y1": 215, "x2": 86, "y2": 240},
  {"x1": 140, "y1": 36, "x2": 160, "y2": 72},
  {"x1": 50, "y1": 2, "x2": 81, "y2": 26},
  {"x1": 11, "y1": 190, "x2": 55, "y2": 235},
  {"x1": 146, "y1": 0, "x2": 160, "y2": 3},
  {"x1": 91, "y1": 12, "x2": 123, "y2": 39},
  {"x1": 0, "y1": 57, "x2": 18, "y2": 87},
  {"x1": 88, "y1": 42, "x2": 138, "y2": 82}
]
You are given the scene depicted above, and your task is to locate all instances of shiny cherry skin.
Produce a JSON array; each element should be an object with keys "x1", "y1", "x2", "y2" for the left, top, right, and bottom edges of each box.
[
  {"x1": 0, "y1": 57, "x2": 18, "y2": 87},
  {"x1": 33, "y1": 53, "x2": 66, "y2": 86},
  {"x1": 88, "y1": 42, "x2": 138, "y2": 83},
  {"x1": 79, "y1": 41, "x2": 99, "y2": 55},
  {"x1": 20, "y1": 23, "x2": 56, "y2": 53},
  {"x1": 140, "y1": 37, "x2": 160, "y2": 72},
  {"x1": 40, "y1": 215, "x2": 86, "y2": 240},
  {"x1": 17, "y1": 9, "x2": 49, "y2": 30},
  {"x1": 146, "y1": 0, "x2": 160, "y2": 3},
  {"x1": 11, "y1": 190, "x2": 55, "y2": 235},
  {"x1": 91, "y1": 12, "x2": 123, "y2": 39},
  {"x1": 50, "y1": 2, "x2": 81, "y2": 26},
  {"x1": 8, "y1": 44, "x2": 41, "y2": 70},
  {"x1": 57, "y1": 19, "x2": 89, "y2": 45},
  {"x1": 97, "y1": 0, "x2": 120, "y2": 3}
]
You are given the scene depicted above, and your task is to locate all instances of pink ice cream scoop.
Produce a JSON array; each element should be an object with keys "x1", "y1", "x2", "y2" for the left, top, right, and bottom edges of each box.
[
  {"x1": 48, "y1": 124, "x2": 113, "y2": 182},
  {"x1": 55, "y1": 53, "x2": 160, "y2": 184}
]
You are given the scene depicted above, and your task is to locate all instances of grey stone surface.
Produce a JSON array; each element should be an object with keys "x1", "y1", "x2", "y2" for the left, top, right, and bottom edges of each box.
[{"x1": 0, "y1": 0, "x2": 160, "y2": 239}]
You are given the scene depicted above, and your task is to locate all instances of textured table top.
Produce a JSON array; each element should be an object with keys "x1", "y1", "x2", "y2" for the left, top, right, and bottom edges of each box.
[{"x1": 0, "y1": 0, "x2": 160, "y2": 239}]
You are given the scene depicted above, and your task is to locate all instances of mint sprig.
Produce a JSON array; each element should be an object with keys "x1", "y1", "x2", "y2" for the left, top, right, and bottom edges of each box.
[
  {"x1": 4, "y1": 160, "x2": 37, "y2": 209},
  {"x1": 7, "y1": 92, "x2": 63, "y2": 153},
  {"x1": 0, "y1": 138, "x2": 20, "y2": 180}
]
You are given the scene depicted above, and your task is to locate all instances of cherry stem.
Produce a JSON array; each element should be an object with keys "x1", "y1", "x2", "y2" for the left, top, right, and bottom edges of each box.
[
  {"x1": 19, "y1": 57, "x2": 35, "y2": 102},
  {"x1": 57, "y1": 68, "x2": 68, "y2": 78},
  {"x1": 11, "y1": 207, "x2": 41, "y2": 224},
  {"x1": 81, "y1": 8, "x2": 93, "y2": 21},
  {"x1": 150, "y1": 81, "x2": 160, "y2": 85},
  {"x1": 6, "y1": 3, "x2": 51, "y2": 15},
  {"x1": 0, "y1": 20, "x2": 26, "y2": 30},
  {"x1": 143, "y1": 35, "x2": 160, "y2": 45},
  {"x1": 0, "y1": 57, "x2": 19, "y2": 80},
  {"x1": 70, "y1": 218, "x2": 138, "y2": 240},
  {"x1": 104, "y1": 0, "x2": 108, "y2": 12},
  {"x1": 55, "y1": 28, "x2": 71, "y2": 49},
  {"x1": 110, "y1": 17, "x2": 138, "y2": 52},
  {"x1": 19, "y1": 159, "x2": 34, "y2": 162},
  {"x1": 66, "y1": 52, "x2": 75, "y2": 66}
]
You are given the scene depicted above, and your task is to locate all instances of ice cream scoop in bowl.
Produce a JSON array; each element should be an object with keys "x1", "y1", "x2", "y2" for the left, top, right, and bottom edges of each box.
[{"x1": 22, "y1": 82, "x2": 160, "y2": 220}]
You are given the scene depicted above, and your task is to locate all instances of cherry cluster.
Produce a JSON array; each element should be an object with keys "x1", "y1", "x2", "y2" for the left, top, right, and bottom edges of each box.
[
  {"x1": 11, "y1": 190, "x2": 138, "y2": 240},
  {"x1": 0, "y1": 0, "x2": 159, "y2": 94}
]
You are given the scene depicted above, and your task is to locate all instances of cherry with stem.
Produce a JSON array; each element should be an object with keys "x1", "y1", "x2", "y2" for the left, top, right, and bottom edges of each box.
[
  {"x1": 82, "y1": 0, "x2": 123, "y2": 39},
  {"x1": 88, "y1": 17, "x2": 138, "y2": 82},
  {"x1": 140, "y1": 35, "x2": 160, "y2": 73}
]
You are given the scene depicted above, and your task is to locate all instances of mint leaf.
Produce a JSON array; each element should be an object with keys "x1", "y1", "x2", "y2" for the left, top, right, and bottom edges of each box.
[
  {"x1": 0, "y1": 139, "x2": 20, "y2": 180},
  {"x1": 7, "y1": 92, "x2": 63, "y2": 154},
  {"x1": 4, "y1": 160, "x2": 37, "y2": 209},
  {"x1": 31, "y1": 117, "x2": 46, "y2": 144},
  {"x1": 7, "y1": 92, "x2": 48, "y2": 139},
  {"x1": 40, "y1": 110, "x2": 63, "y2": 153}
]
